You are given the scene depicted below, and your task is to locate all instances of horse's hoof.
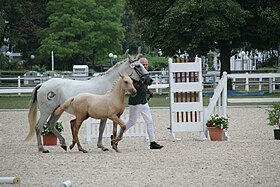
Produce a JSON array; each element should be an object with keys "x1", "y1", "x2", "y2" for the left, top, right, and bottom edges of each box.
[
  {"x1": 80, "y1": 149, "x2": 88, "y2": 153},
  {"x1": 42, "y1": 150, "x2": 50, "y2": 153},
  {"x1": 102, "y1": 148, "x2": 109, "y2": 151},
  {"x1": 114, "y1": 148, "x2": 121, "y2": 153},
  {"x1": 69, "y1": 144, "x2": 74, "y2": 150},
  {"x1": 61, "y1": 145, "x2": 67, "y2": 151}
]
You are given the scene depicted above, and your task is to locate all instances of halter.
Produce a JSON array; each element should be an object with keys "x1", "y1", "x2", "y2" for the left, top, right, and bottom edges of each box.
[{"x1": 129, "y1": 59, "x2": 151, "y2": 84}]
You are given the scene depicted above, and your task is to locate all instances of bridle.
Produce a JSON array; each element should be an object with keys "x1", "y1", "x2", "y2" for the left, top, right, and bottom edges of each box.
[{"x1": 129, "y1": 59, "x2": 151, "y2": 84}]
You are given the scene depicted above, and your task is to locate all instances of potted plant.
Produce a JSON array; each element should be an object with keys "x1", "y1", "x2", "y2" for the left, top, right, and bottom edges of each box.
[
  {"x1": 206, "y1": 114, "x2": 229, "y2": 141},
  {"x1": 41, "y1": 121, "x2": 64, "y2": 145},
  {"x1": 266, "y1": 102, "x2": 280, "y2": 140}
]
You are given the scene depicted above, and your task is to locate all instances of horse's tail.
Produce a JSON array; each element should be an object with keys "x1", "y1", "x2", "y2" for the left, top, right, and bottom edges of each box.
[
  {"x1": 54, "y1": 97, "x2": 74, "y2": 116},
  {"x1": 25, "y1": 84, "x2": 41, "y2": 142}
]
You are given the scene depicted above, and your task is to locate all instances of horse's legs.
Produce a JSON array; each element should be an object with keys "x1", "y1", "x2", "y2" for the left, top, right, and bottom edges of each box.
[
  {"x1": 111, "y1": 121, "x2": 119, "y2": 152},
  {"x1": 35, "y1": 114, "x2": 50, "y2": 153},
  {"x1": 116, "y1": 119, "x2": 126, "y2": 141},
  {"x1": 48, "y1": 113, "x2": 67, "y2": 151},
  {"x1": 97, "y1": 119, "x2": 109, "y2": 151},
  {"x1": 111, "y1": 116, "x2": 126, "y2": 153},
  {"x1": 74, "y1": 119, "x2": 88, "y2": 153},
  {"x1": 69, "y1": 119, "x2": 77, "y2": 150}
]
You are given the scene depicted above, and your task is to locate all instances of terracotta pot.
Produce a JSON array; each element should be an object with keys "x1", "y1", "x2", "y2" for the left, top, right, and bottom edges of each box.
[
  {"x1": 207, "y1": 127, "x2": 223, "y2": 141},
  {"x1": 42, "y1": 134, "x2": 57, "y2": 146}
]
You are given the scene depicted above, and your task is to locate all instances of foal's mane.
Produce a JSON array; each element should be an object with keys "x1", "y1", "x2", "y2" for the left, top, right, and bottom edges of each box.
[{"x1": 108, "y1": 76, "x2": 122, "y2": 92}]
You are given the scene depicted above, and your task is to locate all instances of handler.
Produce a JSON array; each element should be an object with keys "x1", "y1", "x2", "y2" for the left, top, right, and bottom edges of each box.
[{"x1": 125, "y1": 57, "x2": 163, "y2": 149}]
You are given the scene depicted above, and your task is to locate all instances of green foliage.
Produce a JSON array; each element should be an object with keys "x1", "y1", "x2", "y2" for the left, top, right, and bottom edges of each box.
[
  {"x1": 41, "y1": 121, "x2": 64, "y2": 135},
  {"x1": 128, "y1": 0, "x2": 280, "y2": 80},
  {"x1": 147, "y1": 56, "x2": 168, "y2": 71},
  {"x1": 207, "y1": 114, "x2": 229, "y2": 129},
  {"x1": 1, "y1": 1, "x2": 47, "y2": 65},
  {"x1": 267, "y1": 102, "x2": 280, "y2": 129},
  {"x1": 37, "y1": 0, "x2": 125, "y2": 69},
  {"x1": 31, "y1": 65, "x2": 47, "y2": 72}
]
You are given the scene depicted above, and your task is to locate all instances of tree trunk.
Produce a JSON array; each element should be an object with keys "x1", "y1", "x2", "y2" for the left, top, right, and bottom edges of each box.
[{"x1": 218, "y1": 41, "x2": 233, "y2": 90}]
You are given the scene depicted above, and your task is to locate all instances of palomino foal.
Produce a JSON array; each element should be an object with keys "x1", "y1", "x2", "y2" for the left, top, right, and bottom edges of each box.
[{"x1": 54, "y1": 74, "x2": 136, "y2": 153}]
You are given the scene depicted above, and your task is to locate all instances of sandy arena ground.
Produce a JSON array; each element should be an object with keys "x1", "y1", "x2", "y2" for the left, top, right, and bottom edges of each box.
[{"x1": 0, "y1": 107, "x2": 280, "y2": 187}]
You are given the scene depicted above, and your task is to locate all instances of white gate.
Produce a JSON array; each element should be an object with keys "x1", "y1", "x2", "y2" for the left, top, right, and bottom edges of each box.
[{"x1": 168, "y1": 57, "x2": 206, "y2": 140}]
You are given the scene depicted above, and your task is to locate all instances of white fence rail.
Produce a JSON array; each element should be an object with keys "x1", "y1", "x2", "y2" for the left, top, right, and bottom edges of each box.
[
  {"x1": 204, "y1": 72, "x2": 228, "y2": 123},
  {"x1": 0, "y1": 75, "x2": 169, "y2": 95},
  {"x1": 228, "y1": 72, "x2": 280, "y2": 93},
  {"x1": 1, "y1": 72, "x2": 280, "y2": 95}
]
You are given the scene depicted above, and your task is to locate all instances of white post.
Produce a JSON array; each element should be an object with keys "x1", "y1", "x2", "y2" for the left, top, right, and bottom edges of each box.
[
  {"x1": 269, "y1": 77, "x2": 273, "y2": 93},
  {"x1": 51, "y1": 51, "x2": 54, "y2": 71},
  {"x1": 17, "y1": 76, "x2": 21, "y2": 96},
  {"x1": 232, "y1": 78, "x2": 236, "y2": 90},
  {"x1": 159, "y1": 75, "x2": 163, "y2": 95},
  {"x1": 155, "y1": 74, "x2": 159, "y2": 93},
  {"x1": 245, "y1": 72, "x2": 249, "y2": 91},
  {"x1": 222, "y1": 72, "x2": 227, "y2": 117}
]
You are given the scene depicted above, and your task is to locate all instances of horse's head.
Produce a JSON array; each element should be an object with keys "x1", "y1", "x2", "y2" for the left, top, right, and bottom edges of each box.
[
  {"x1": 119, "y1": 73, "x2": 137, "y2": 96},
  {"x1": 128, "y1": 55, "x2": 153, "y2": 85}
]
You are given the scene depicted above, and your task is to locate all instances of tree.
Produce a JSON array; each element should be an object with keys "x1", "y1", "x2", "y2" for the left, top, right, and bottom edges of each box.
[
  {"x1": 121, "y1": 7, "x2": 151, "y2": 54},
  {"x1": 0, "y1": 0, "x2": 48, "y2": 67},
  {"x1": 37, "y1": 0, "x2": 125, "y2": 70},
  {"x1": 128, "y1": 0, "x2": 280, "y2": 81}
]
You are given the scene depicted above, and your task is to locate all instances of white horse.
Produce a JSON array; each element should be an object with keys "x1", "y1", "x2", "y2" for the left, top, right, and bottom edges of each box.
[
  {"x1": 54, "y1": 74, "x2": 136, "y2": 153},
  {"x1": 25, "y1": 55, "x2": 153, "y2": 153}
]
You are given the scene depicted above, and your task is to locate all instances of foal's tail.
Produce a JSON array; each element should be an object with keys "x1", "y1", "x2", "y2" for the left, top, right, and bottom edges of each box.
[
  {"x1": 25, "y1": 84, "x2": 41, "y2": 142},
  {"x1": 54, "y1": 97, "x2": 74, "y2": 116}
]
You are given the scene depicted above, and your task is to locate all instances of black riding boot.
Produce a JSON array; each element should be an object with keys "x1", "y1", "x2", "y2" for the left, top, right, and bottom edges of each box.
[{"x1": 150, "y1": 142, "x2": 163, "y2": 149}]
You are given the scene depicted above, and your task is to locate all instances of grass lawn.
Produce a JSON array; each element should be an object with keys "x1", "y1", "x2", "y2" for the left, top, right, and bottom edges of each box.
[
  {"x1": 0, "y1": 91, "x2": 280, "y2": 109},
  {"x1": 0, "y1": 94, "x2": 171, "y2": 109}
]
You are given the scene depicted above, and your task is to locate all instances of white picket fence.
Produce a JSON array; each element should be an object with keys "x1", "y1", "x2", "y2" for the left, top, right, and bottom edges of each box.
[{"x1": 84, "y1": 111, "x2": 148, "y2": 143}]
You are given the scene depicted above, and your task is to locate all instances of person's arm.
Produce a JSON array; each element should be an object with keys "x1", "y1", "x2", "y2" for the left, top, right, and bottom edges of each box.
[{"x1": 147, "y1": 89, "x2": 154, "y2": 101}]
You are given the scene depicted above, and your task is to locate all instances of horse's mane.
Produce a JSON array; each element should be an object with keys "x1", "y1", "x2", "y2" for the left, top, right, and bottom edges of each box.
[
  {"x1": 104, "y1": 59, "x2": 127, "y2": 75},
  {"x1": 108, "y1": 76, "x2": 121, "y2": 93},
  {"x1": 91, "y1": 59, "x2": 127, "y2": 79}
]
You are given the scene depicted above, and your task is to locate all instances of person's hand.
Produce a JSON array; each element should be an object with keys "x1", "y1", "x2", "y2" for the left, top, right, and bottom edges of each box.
[
  {"x1": 149, "y1": 91, "x2": 154, "y2": 98},
  {"x1": 147, "y1": 91, "x2": 153, "y2": 101}
]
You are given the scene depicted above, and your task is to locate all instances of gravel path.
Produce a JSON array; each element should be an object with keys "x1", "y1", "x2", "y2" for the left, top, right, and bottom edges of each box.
[{"x1": 0, "y1": 107, "x2": 279, "y2": 187}]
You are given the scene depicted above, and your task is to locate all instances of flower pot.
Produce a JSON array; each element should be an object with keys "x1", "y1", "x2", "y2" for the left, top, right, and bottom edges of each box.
[
  {"x1": 274, "y1": 129, "x2": 280, "y2": 140},
  {"x1": 42, "y1": 134, "x2": 57, "y2": 146},
  {"x1": 207, "y1": 127, "x2": 223, "y2": 141}
]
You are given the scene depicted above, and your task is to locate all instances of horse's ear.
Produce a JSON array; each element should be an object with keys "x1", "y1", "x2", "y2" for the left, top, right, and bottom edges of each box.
[
  {"x1": 135, "y1": 46, "x2": 143, "y2": 60},
  {"x1": 119, "y1": 72, "x2": 124, "y2": 78},
  {"x1": 128, "y1": 54, "x2": 133, "y2": 62},
  {"x1": 124, "y1": 49, "x2": 129, "y2": 56}
]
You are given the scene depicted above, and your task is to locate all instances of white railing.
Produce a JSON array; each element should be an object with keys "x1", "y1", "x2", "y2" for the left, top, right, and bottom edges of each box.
[
  {"x1": 203, "y1": 72, "x2": 228, "y2": 123},
  {"x1": 228, "y1": 72, "x2": 280, "y2": 93},
  {"x1": 0, "y1": 75, "x2": 169, "y2": 95},
  {"x1": 1, "y1": 72, "x2": 280, "y2": 95}
]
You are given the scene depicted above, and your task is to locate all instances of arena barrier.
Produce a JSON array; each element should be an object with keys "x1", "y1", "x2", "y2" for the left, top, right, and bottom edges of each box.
[
  {"x1": 168, "y1": 57, "x2": 206, "y2": 140},
  {"x1": 84, "y1": 111, "x2": 148, "y2": 143}
]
